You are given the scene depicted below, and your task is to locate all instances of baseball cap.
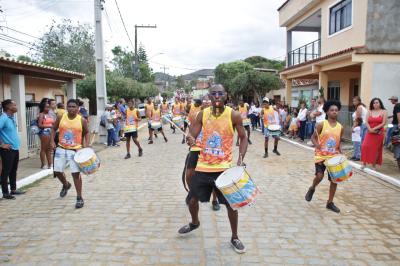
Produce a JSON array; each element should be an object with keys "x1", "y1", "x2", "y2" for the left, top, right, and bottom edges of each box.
[
  {"x1": 388, "y1": 96, "x2": 398, "y2": 101},
  {"x1": 262, "y1": 97, "x2": 270, "y2": 103}
]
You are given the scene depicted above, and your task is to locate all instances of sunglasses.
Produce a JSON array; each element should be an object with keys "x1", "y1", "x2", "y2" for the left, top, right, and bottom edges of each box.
[{"x1": 210, "y1": 91, "x2": 225, "y2": 97}]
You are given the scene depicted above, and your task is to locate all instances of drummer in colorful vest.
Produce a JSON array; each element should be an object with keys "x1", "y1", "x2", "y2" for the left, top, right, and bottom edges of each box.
[
  {"x1": 236, "y1": 100, "x2": 252, "y2": 146},
  {"x1": 305, "y1": 100, "x2": 343, "y2": 213},
  {"x1": 171, "y1": 98, "x2": 185, "y2": 143},
  {"x1": 51, "y1": 99, "x2": 90, "y2": 209},
  {"x1": 149, "y1": 101, "x2": 168, "y2": 144},
  {"x1": 261, "y1": 97, "x2": 281, "y2": 158},
  {"x1": 144, "y1": 98, "x2": 156, "y2": 140},
  {"x1": 124, "y1": 99, "x2": 143, "y2": 159},
  {"x1": 179, "y1": 84, "x2": 248, "y2": 254}
]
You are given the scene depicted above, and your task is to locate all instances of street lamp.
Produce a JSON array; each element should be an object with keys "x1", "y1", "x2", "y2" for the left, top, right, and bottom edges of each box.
[{"x1": 148, "y1": 52, "x2": 164, "y2": 60}]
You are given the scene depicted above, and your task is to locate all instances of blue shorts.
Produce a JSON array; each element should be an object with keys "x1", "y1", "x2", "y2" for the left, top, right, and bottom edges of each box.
[{"x1": 264, "y1": 128, "x2": 280, "y2": 139}]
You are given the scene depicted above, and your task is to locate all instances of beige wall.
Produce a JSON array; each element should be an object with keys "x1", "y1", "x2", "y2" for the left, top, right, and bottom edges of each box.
[
  {"x1": 25, "y1": 77, "x2": 66, "y2": 103},
  {"x1": 326, "y1": 71, "x2": 361, "y2": 106},
  {"x1": 283, "y1": 0, "x2": 368, "y2": 56}
]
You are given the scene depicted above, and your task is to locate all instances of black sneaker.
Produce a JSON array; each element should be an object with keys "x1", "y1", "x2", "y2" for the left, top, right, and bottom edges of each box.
[
  {"x1": 182, "y1": 139, "x2": 185, "y2": 144},
  {"x1": 2, "y1": 194, "x2": 16, "y2": 200},
  {"x1": 60, "y1": 182, "x2": 71, "y2": 198},
  {"x1": 11, "y1": 190, "x2": 26, "y2": 195},
  {"x1": 305, "y1": 187, "x2": 315, "y2": 202},
  {"x1": 178, "y1": 222, "x2": 200, "y2": 235},
  {"x1": 326, "y1": 202, "x2": 340, "y2": 213},
  {"x1": 124, "y1": 153, "x2": 131, "y2": 159},
  {"x1": 231, "y1": 238, "x2": 246, "y2": 254},
  {"x1": 236, "y1": 142, "x2": 240, "y2": 146},
  {"x1": 212, "y1": 201, "x2": 220, "y2": 211},
  {"x1": 154, "y1": 133, "x2": 158, "y2": 138},
  {"x1": 138, "y1": 148, "x2": 143, "y2": 157},
  {"x1": 148, "y1": 140, "x2": 153, "y2": 144},
  {"x1": 273, "y1": 149, "x2": 281, "y2": 156},
  {"x1": 248, "y1": 139, "x2": 252, "y2": 145},
  {"x1": 263, "y1": 153, "x2": 268, "y2": 158},
  {"x1": 164, "y1": 137, "x2": 168, "y2": 143},
  {"x1": 75, "y1": 197, "x2": 84, "y2": 209}
]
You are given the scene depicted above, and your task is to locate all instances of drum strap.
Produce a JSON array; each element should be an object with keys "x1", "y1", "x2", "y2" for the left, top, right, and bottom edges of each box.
[
  {"x1": 57, "y1": 145, "x2": 77, "y2": 152},
  {"x1": 182, "y1": 151, "x2": 190, "y2": 192}
]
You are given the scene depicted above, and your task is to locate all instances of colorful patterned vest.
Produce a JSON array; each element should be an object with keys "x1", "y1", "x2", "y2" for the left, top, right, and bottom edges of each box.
[
  {"x1": 172, "y1": 103, "x2": 181, "y2": 117},
  {"x1": 315, "y1": 120, "x2": 342, "y2": 163},
  {"x1": 145, "y1": 103, "x2": 154, "y2": 118},
  {"x1": 58, "y1": 113, "x2": 83, "y2": 150},
  {"x1": 263, "y1": 106, "x2": 277, "y2": 127},
  {"x1": 151, "y1": 109, "x2": 161, "y2": 122},
  {"x1": 239, "y1": 106, "x2": 250, "y2": 126},
  {"x1": 125, "y1": 108, "x2": 139, "y2": 133},
  {"x1": 195, "y1": 106, "x2": 234, "y2": 172},
  {"x1": 161, "y1": 103, "x2": 169, "y2": 114}
]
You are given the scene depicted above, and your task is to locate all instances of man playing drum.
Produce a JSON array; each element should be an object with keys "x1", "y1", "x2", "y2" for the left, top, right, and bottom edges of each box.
[
  {"x1": 261, "y1": 97, "x2": 281, "y2": 158},
  {"x1": 179, "y1": 84, "x2": 248, "y2": 254},
  {"x1": 124, "y1": 100, "x2": 143, "y2": 159},
  {"x1": 236, "y1": 100, "x2": 252, "y2": 146},
  {"x1": 145, "y1": 98, "x2": 156, "y2": 140},
  {"x1": 148, "y1": 101, "x2": 168, "y2": 144},
  {"x1": 50, "y1": 99, "x2": 90, "y2": 209},
  {"x1": 171, "y1": 97, "x2": 185, "y2": 143},
  {"x1": 305, "y1": 100, "x2": 343, "y2": 213}
]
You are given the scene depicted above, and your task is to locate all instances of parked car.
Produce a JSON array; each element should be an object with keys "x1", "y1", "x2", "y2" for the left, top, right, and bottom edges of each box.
[{"x1": 138, "y1": 103, "x2": 146, "y2": 118}]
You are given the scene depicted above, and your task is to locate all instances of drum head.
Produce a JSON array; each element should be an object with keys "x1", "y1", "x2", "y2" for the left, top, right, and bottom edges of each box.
[
  {"x1": 74, "y1": 148, "x2": 95, "y2": 163},
  {"x1": 268, "y1": 125, "x2": 281, "y2": 131},
  {"x1": 215, "y1": 166, "x2": 245, "y2": 188},
  {"x1": 326, "y1": 155, "x2": 344, "y2": 166}
]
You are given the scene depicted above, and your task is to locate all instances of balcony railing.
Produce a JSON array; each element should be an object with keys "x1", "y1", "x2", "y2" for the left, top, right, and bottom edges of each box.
[{"x1": 287, "y1": 39, "x2": 321, "y2": 67}]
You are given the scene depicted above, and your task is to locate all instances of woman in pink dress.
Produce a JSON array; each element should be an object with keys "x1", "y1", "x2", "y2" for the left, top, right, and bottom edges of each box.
[{"x1": 361, "y1": 98, "x2": 388, "y2": 169}]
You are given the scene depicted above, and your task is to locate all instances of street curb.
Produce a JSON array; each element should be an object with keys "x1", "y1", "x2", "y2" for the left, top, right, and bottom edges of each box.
[
  {"x1": 280, "y1": 137, "x2": 400, "y2": 188},
  {"x1": 1, "y1": 122, "x2": 149, "y2": 196}
]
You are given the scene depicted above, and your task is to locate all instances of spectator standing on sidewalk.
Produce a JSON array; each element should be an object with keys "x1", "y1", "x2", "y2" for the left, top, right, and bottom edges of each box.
[
  {"x1": 0, "y1": 99, "x2": 25, "y2": 199},
  {"x1": 361, "y1": 98, "x2": 388, "y2": 170},
  {"x1": 352, "y1": 96, "x2": 368, "y2": 142},
  {"x1": 385, "y1": 96, "x2": 400, "y2": 147},
  {"x1": 105, "y1": 105, "x2": 119, "y2": 147},
  {"x1": 297, "y1": 102, "x2": 308, "y2": 142},
  {"x1": 38, "y1": 100, "x2": 55, "y2": 169},
  {"x1": 351, "y1": 117, "x2": 362, "y2": 161},
  {"x1": 308, "y1": 98, "x2": 318, "y2": 138}
]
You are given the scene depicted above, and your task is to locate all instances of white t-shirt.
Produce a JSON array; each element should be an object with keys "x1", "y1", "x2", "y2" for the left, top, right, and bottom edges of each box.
[
  {"x1": 105, "y1": 111, "x2": 114, "y2": 130},
  {"x1": 298, "y1": 108, "x2": 308, "y2": 121},
  {"x1": 352, "y1": 126, "x2": 361, "y2": 142},
  {"x1": 315, "y1": 105, "x2": 326, "y2": 123},
  {"x1": 352, "y1": 105, "x2": 368, "y2": 123}
]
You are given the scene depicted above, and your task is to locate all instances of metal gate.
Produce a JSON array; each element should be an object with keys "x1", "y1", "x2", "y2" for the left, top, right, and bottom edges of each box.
[{"x1": 26, "y1": 106, "x2": 40, "y2": 153}]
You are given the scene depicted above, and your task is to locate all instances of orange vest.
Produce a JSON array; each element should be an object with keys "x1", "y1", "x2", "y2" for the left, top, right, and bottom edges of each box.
[
  {"x1": 58, "y1": 113, "x2": 83, "y2": 150},
  {"x1": 263, "y1": 106, "x2": 277, "y2": 127},
  {"x1": 188, "y1": 104, "x2": 201, "y2": 124},
  {"x1": 161, "y1": 103, "x2": 169, "y2": 114},
  {"x1": 195, "y1": 107, "x2": 234, "y2": 172},
  {"x1": 151, "y1": 109, "x2": 161, "y2": 122},
  {"x1": 125, "y1": 108, "x2": 139, "y2": 132},
  {"x1": 145, "y1": 103, "x2": 154, "y2": 118},
  {"x1": 315, "y1": 120, "x2": 342, "y2": 163},
  {"x1": 172, "y1": 103, "x2": 181, "y2": 116},
  {"x1": 239, "y1": 106, "x2": 250, "y2": 125}
]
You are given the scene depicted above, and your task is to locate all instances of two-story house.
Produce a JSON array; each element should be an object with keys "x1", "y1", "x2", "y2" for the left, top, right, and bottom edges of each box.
[{"x1": 278, "y1": 0, "x2": 400, "y2": 127}]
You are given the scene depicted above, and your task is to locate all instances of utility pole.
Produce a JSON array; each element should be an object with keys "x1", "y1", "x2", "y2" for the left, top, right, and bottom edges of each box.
[
  {"x1": 94, "y1": 0, "x2": 107, "y2": 142},
  {"x1": 160, "y1": 65, "x2": 169, "y2": 91},
  {"x1": 133, "y1": 24, "x2": 157, "y2": 79}
]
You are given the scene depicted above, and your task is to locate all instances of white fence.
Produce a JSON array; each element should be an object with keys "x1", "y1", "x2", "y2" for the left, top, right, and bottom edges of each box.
[{"x1": 26, "y1": 106, "x2": 40, "y2": 153}]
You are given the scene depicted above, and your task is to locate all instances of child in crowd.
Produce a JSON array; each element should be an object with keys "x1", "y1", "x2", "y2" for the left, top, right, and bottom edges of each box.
[
  {"x1": 284, "y1": 107, "x2": 291, "y2": 134},
  {"x1": 351, "y1": 117, "x2": 362, "y2": 161},
  {"x1": 288, "y1": 109, "x2": 298, "y2": 139}
]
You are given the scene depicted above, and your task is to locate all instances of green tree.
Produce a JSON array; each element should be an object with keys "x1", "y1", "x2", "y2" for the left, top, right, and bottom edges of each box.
[
  {"x1": 111, "y1": 46, "x2": 135, "y2": 78},
  {"x1": 176, "y1": 75, "x2": 185, "y2": 89},
  {"x1": 231, "y1": 70, "x2": 281, "y2": 101},
  {"x1": 138, "y1": 45, "x2": 147, "y2": 63},
  {"x1": 76, "y1": 74, "x2": 96, "y2": 114},
  {"x1": 244, "y1": 56, "x2": 285, "y2": 70},
  {"x1": 17, "y1": 55, "x2": 34, "y2": 62},
  {"x1": 33, "y1": 19, "x2": 95, "y2": 74},
  {"x1": 214, "y1": 61, "x2": 254, "y2": 93}
]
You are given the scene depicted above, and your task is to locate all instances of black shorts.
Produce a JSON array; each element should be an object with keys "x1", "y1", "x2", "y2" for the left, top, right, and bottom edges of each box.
[
  {"x1": 150, "y1": 127, "x2": 162, "y2": 132},
  {"x1": 244, "y1": 125, "x2": 250, "y2": 130},
  {"x1": 187, "y1": 151, "x2": 199, "y2": 169},
  {"x1": 125, "y1": 131, "x2": 138, "y2": 139},
  {"x1": 315, "y1": 162, "x2": 332, "y2": 181},
  {"x1": 188, "y1": 171, "x2": 228, "y2": 205},
  {"x1": 184, "y1": 121, "x2": 188, "y2": 128}
]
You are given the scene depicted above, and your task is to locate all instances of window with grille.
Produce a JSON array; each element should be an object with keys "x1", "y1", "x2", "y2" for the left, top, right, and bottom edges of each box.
[
  {"x1": 328, "y1": 81, "x2": 340, "y2": 101},
  {"x1": 329, "y1": 0, "x2": 352, "y2": 35}
]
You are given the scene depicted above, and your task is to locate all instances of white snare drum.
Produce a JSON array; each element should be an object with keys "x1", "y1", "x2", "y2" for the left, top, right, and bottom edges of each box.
[
  {"x1": 267, "y1": 124, "x2": 281, "y2": 136},
  {"x1": 151, "y1": 121, "x2": 162, "y2": 129},
  {"x1": 325, "y1": 155, "x2": 352, "y2": 183},
  {"x1": 215, "y1": 166, "x2": 259, "y2": 210},
  {"x1": 172, "y1": 116, "x2": 183, "y2": 127},
  {"x1": 74, "y1": 148, "x2": 100, "y2": 175}
]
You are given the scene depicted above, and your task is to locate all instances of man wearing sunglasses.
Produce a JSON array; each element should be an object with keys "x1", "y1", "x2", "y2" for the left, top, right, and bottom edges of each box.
[{"x1": 178, "y1": 84, "x2": 248, "y2": 254}]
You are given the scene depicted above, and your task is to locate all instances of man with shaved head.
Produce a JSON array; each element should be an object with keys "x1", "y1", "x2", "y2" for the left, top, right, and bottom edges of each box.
[{"x1": 178, "y1": 84, "x2": 248, "y2": 254}]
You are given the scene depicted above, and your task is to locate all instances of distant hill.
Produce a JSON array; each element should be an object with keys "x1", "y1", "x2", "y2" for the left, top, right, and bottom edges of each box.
[
  {"x1": 153, "y1": 72, "x2": 174, "y2": 82},
  {"x1": 182, "y1": 69, "x2": 215, "y2": 81}
]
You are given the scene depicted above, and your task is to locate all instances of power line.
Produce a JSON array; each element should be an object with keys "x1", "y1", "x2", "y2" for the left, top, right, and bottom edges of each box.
[
  {"x1": 113, "y1": 0, "x2": 134, "y2": 50},
  {"x1": 104, "y1": 6, "x2": 113, "y2": 34},
  {"x1": 0, "y1": 36, "x2": 40, "y2": 52},
  {"x1": 0, "y1": 25, "x2": 40, "y2": 39}
]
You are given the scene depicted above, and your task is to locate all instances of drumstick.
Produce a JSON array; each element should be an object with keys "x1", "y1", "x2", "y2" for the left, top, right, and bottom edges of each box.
[
  {"x1": 162, "y1": 115, "x2": 188, "y2": 137},
  {"x1": 89, "y1": 132, "x2": 96, "y2": 146}
]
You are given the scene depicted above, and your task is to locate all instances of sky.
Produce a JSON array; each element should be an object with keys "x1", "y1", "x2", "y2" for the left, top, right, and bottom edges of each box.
[{"x1": 0, "y1": 0, "x2": 318, "y2": 76}]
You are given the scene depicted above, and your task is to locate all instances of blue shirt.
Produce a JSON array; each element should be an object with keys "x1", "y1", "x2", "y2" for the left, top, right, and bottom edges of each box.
[{"x1": 0, "y1": 113, "x2": 20, "y2": 150}]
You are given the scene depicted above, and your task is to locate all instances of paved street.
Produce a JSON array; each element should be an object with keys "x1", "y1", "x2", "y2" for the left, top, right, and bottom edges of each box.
[{"x1": 1, "y1": 127, "x2": 400, "y2": 266}]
